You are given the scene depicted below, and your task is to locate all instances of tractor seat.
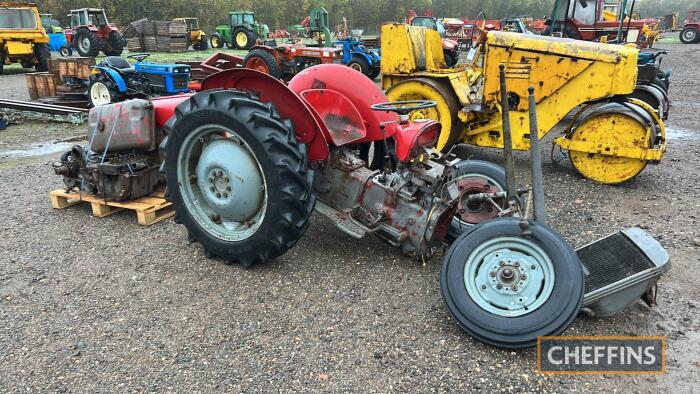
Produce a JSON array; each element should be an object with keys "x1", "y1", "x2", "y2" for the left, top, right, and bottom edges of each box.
[{"x1": 103, "y1": 56, "x2": 136, "y2": 73}]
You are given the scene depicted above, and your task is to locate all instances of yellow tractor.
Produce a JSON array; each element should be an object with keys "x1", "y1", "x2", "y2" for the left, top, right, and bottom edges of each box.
[
  {"x1": 173, "y1": 17, "x2": 208, "y2": 50},
  {"x1": 381, "y1": 24, "x2": 666, "y2": 184},
  {"x1": 0, "y1": 2, "x2": 50, "y2": 74}
]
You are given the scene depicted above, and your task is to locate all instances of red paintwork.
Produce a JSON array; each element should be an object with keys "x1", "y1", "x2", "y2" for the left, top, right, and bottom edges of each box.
[
  {"x1": 151, "y1": 94, "x2": 193, "y2": 127},
  {"x1": 393, "y1": 122, "x2": 440, "y2": 162},
  {"x1": 153, "y1": 65, "x2": 435, "y2": 165},
  {"x1": 288, "y1": 64, "x2": 398, "y2": 144},
  {"x1": 201, "y1": 68, "x2": 329, "y2": 161},
  {"x1": 684, "y1": 9, "x2": 700, "y2": 28},
  {"x1": 299, "y1": 89, "x2": 366, "y2": 146}
]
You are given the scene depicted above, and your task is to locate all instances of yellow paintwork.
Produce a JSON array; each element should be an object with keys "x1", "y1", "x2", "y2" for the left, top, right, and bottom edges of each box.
[
  {"x1": 173, "y1": 17, "x2": 206, "y2": 47},
  {"x1": 0, "y1": 2, "x2": 49, "y2": 64},
  {"x1": 381, "y1": 23, "x2": 666, "y2": 183}
]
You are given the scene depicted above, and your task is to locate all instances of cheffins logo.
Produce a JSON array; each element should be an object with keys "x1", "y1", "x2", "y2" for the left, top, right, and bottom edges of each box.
[{"x1": 537, "y1": 336, "x2": 666, "y2": 375}]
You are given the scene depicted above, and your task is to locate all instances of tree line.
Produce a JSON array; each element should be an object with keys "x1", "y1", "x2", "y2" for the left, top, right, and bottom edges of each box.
[{"x1": 17, "y1": 0, "x2": 700, "y2": 34}]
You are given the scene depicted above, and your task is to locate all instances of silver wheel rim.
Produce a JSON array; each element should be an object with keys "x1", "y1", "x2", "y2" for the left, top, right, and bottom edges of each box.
[
  {"x1": 683, "y1": 30, "x2": 696, "y2": 41},
  {"x1": 177, "y1": 124, "x2": 267, "y2": 241},
  {"x1": 79, "y1": 36, "x2": 90, "y2": 53},
  {"x1": 464, "y1": 236, "x2": 555, "y2": 317},
  {"x1": 89, "y1": 82, "x2": 111, "y2": 106},
  {"x1": 349, "y1": 63, "x2": 362, "y2": 72}
]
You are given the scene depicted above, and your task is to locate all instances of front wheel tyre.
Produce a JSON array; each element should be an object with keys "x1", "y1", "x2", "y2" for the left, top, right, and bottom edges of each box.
[
  {"x1": 88, "y1": 78, "x2": 119, "y2": 107},
  {"x1": 441, "y1": 218, "x2": 584, "y2": 348},
  {"x1": 680, "y1": 27, "x2": 699, "y2": 44},
  {"x1": 161, "y1": 90, "x2": 315, "y2": 267}
]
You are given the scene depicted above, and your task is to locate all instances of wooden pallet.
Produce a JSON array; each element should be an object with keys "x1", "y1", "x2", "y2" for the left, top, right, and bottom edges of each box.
[{"x1": 50, "y1": 189, "x2": 174, "y2": 226}]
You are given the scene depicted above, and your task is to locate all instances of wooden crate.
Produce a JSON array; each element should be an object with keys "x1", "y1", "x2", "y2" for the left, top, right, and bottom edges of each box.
[
  {"x1": 155, "y1": 21, "x2": 170, "y2": 36},
  {"x1": 58, "y1": 58, "x2": 94, "y2": 79},
  {"x1": 26, "y1": 72, "x2": 56, "y2": 98},
  {"x1": 50, "y1": 189, "x2": 174, "y2": 226},
  {"x1": 169, "y1": 21, "x2": 187, "y2": 35},
  {"x1": 143, "y1": 36, "x2": 158, "y2": 52},
  {"x1": 126, "y1": 36, "x2": 143, "y2": 51}
]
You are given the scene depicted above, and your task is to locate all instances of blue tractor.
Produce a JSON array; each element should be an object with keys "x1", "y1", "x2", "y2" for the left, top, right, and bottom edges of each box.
[
  {"x1": 88, "y1": 54, "x2": 191, "y2": 107},
  {"x1": 336, "y1": 37, "x2": 380, "y2": 79}
]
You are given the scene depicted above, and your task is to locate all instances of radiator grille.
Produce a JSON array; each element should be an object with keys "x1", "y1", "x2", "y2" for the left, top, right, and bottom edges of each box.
[
  {"x1": 172, "y1": 74, "x2": 189, "y2": 89},
  {"x1": 578, "y1": 232, "x2": 654, "y2": 294}
]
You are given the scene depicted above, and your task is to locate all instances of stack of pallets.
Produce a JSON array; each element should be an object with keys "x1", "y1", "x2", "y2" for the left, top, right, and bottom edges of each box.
[{"x1": 124, "y1": 18, "x2": 189, "y2": 53}]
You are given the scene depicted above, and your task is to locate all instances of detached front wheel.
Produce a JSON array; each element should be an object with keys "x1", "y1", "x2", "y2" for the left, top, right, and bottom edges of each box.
[
  {"x1": 441, "y1": 218, "x2": 584, "y2": 348},
  {"x1": 161, "y1": 90, "x2": 315, "y2": 267}
]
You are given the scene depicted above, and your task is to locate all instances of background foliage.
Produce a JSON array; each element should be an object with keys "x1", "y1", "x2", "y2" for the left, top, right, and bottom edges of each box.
[{"x1": 16, "y1": 0, "x2": 700, "y2": 34}]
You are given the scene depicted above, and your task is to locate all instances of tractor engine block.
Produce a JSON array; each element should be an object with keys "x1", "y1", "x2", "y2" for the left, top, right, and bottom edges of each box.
[{"x1": 314, "y1": 149, "x2": 460, "y2": 258}]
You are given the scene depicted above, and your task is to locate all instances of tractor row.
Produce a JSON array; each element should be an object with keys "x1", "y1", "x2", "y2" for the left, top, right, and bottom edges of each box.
[{"x1": 52, "y1": 35, "x2": 670, "y2": 348}]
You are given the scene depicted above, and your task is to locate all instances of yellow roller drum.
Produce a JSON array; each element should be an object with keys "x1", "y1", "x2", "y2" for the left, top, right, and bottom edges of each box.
[
  {"x1": 567, "y1": 104, "x2": 654, "y2": 185},
  {"x1": 386, "y1": 77, "x2": 461, "y2": 151}
]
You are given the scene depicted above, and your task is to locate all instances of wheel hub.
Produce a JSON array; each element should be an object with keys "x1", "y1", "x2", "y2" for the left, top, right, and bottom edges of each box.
[
  {"x1": 79, "y1": 36, "x2": 90, "y2": 52},
  {"x1": 196, "y1": 138, "x2": 264, "y2": 223},
  {"x1": 455, "y1": 176, "x2": 503, "y2": 225},
  {"x1": 465, "y1": 237, "x2": 555, "y2": 317}
]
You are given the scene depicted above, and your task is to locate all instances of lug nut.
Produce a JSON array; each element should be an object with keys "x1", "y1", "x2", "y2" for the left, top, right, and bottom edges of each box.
[
  {"x1": 514, "y1": 262, "x2": 520, "y2": 267},
  {"x1": 521, "y1": 274, "x2": 527, "y2": 280},
  {"x1": 511, "y1": 285, "x2": 518, "y2": 291},
  {"x1": 490, "y1": 271, "x2": 496, "y2": 277},
  {"x1": 222, "y1": 193, "x2": 228, "y2": 198},
  {"x1": 210, "y1": 187, "x2": 215, "y2": 192},
  {"x1": 225, "y1": 177, "x2": 229, "y2": 182},
  {"x1": 217, "y1": 171, "x2": 223, "y2": 177},
  {"x1": 226, "y1": 186, "x2": 231, "y2": 191},
  {"x1": 216, "y1": 193, "x2": 221, "y2": 198},
  {"x1": 209, "y1": 178, "x2": 214, "y2": 183},
  {"x1": 531, "y1": 265, "x2": 536, "y2": 270},
  {"x1": 499, "y1": 261, "x2": 505, "y2": 266},
  {"x1": 496, "y1": 284, "x2": 503, "y2": 289}
]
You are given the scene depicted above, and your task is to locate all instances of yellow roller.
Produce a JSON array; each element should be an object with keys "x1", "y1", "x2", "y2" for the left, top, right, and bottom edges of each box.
[
  {"x1": 557, "y1": 101, "x2": 665, "y2": 184},
  {"x1": 386, "y1": 78, "x2": 461, "y2": 151}
]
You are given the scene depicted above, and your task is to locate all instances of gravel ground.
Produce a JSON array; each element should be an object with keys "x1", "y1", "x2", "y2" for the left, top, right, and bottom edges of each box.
[{"x1": 0, "y1": 44, "x2": 699, "y2": 392}]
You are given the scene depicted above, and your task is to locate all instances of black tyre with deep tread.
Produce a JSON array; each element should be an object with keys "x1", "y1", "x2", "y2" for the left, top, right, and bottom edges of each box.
[
  {"x1": 441, "y1": 218, "x2": 584, "y2": 348},
  {"x1": 194, "y1": 37, "x2": 209, "y2": 50},
  {"x1": 161, "y1": 89, "x2": 315, "y2": 267},
  {"x1": 233, "y1": 27, "x2": 256, "y2": 49},
  {"x1": 347, "y1": 56, "x2": 370, "y2": 76},
  {"x1": 210, "y1": 32, "x2": 224, "y2": 48},
  {"x1": 104, "y1": 31, "x2": 126, "y2": 56},
  {"x1": 368, "y1": 67, "x2": 380, "y2": 80},
  {"x1": 34, "y1": 44, "x2": 51, "y2": 72},
  {"x1": 680, "y1": 27, "x2": 699, "y2": 44},
  {"x1": 243, "y1": 49, "x2": 283, "y2": 79},
  {"x1": 75, "y1": 29, "x2": 103, "y2": 57}
]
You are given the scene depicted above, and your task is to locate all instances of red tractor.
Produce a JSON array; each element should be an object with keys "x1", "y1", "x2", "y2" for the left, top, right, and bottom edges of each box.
[
  {"x1": 241, "y1": 42, "x2": 342, "y2": 80},
  {"x1": 545, "y1": 0, "x2": 659, "y2": 48},
  {"x1": 62, "y1": 8, "x2": 125, "y2": 57},
  {"x1": 680, "y1": 9, "x2": 700, "y2": 43},
  {"x1": 53, "y1": 64, "x2": 670, "y2": 348}
]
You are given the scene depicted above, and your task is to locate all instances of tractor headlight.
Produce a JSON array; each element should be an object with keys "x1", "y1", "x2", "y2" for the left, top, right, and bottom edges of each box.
[{"x1": 323, "y1": 51, "x2": 330, "y2": 57}]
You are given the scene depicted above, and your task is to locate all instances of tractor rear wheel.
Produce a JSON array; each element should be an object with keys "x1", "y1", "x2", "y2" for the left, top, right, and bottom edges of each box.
[
  {"x1": 233, "y1": 28, "x2": 256, "y2": 50},
  {"x1": 104, "y1": 31, "x2": 126, "y2": 56},
  {"x1": 347, "y1": 57, "x2": 370, "y2": 77},
  {"x1": 75, "y1": 29, "x2": 102, "y2": 57},
  {"x1": 441, "y1": 217, "x2": 584, "y2": 348},
  {"x1": 243, "y1": 49, "x2": 283, "y2": 79},
  {"x1": 386, "y1": 77, "x2": 462, "y2": 152},
  {"x1": 210, "y1": 33, "x2": 224, "y2": 49},
  {"x1": 194, "y1": 37, "x2": 209, "y2": 51},
  {"x1": 447, "y1": 160, "x2": 507, "y2": 240},
  {"x1": 161, "y1": 90, "x2": 315, "y2": 267},
  {"x1": 567, "y1": 103, "x2": 656, "y2": 184},
  {"x1": 680, "y1": 27, "x2": 699, "y2": 43},
  {"x1": 34, "y1": 44, "x2": 51, "y2": 72}
]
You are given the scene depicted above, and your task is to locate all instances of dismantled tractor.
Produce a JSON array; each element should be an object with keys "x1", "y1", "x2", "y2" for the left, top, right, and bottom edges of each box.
[
  {"x1": 54, "y1": 64, "x2": 670, "y2": 348},
  {"x1": 242, "y1": 42, "x2": 342, "y2": 81},
  {"x1": 381, "y1": 24, "x2": 668, "y2": 184}
]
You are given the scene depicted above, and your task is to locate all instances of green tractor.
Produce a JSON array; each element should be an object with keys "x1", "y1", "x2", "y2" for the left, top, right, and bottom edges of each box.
[{"x1": 210, "y1": 11, "x2": 270, "y2": 50}]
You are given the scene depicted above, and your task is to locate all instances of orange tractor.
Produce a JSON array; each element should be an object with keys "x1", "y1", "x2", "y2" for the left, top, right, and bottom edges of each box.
[{"x1": 242, "y1": 42, "x2": 342, "y2": 80}]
